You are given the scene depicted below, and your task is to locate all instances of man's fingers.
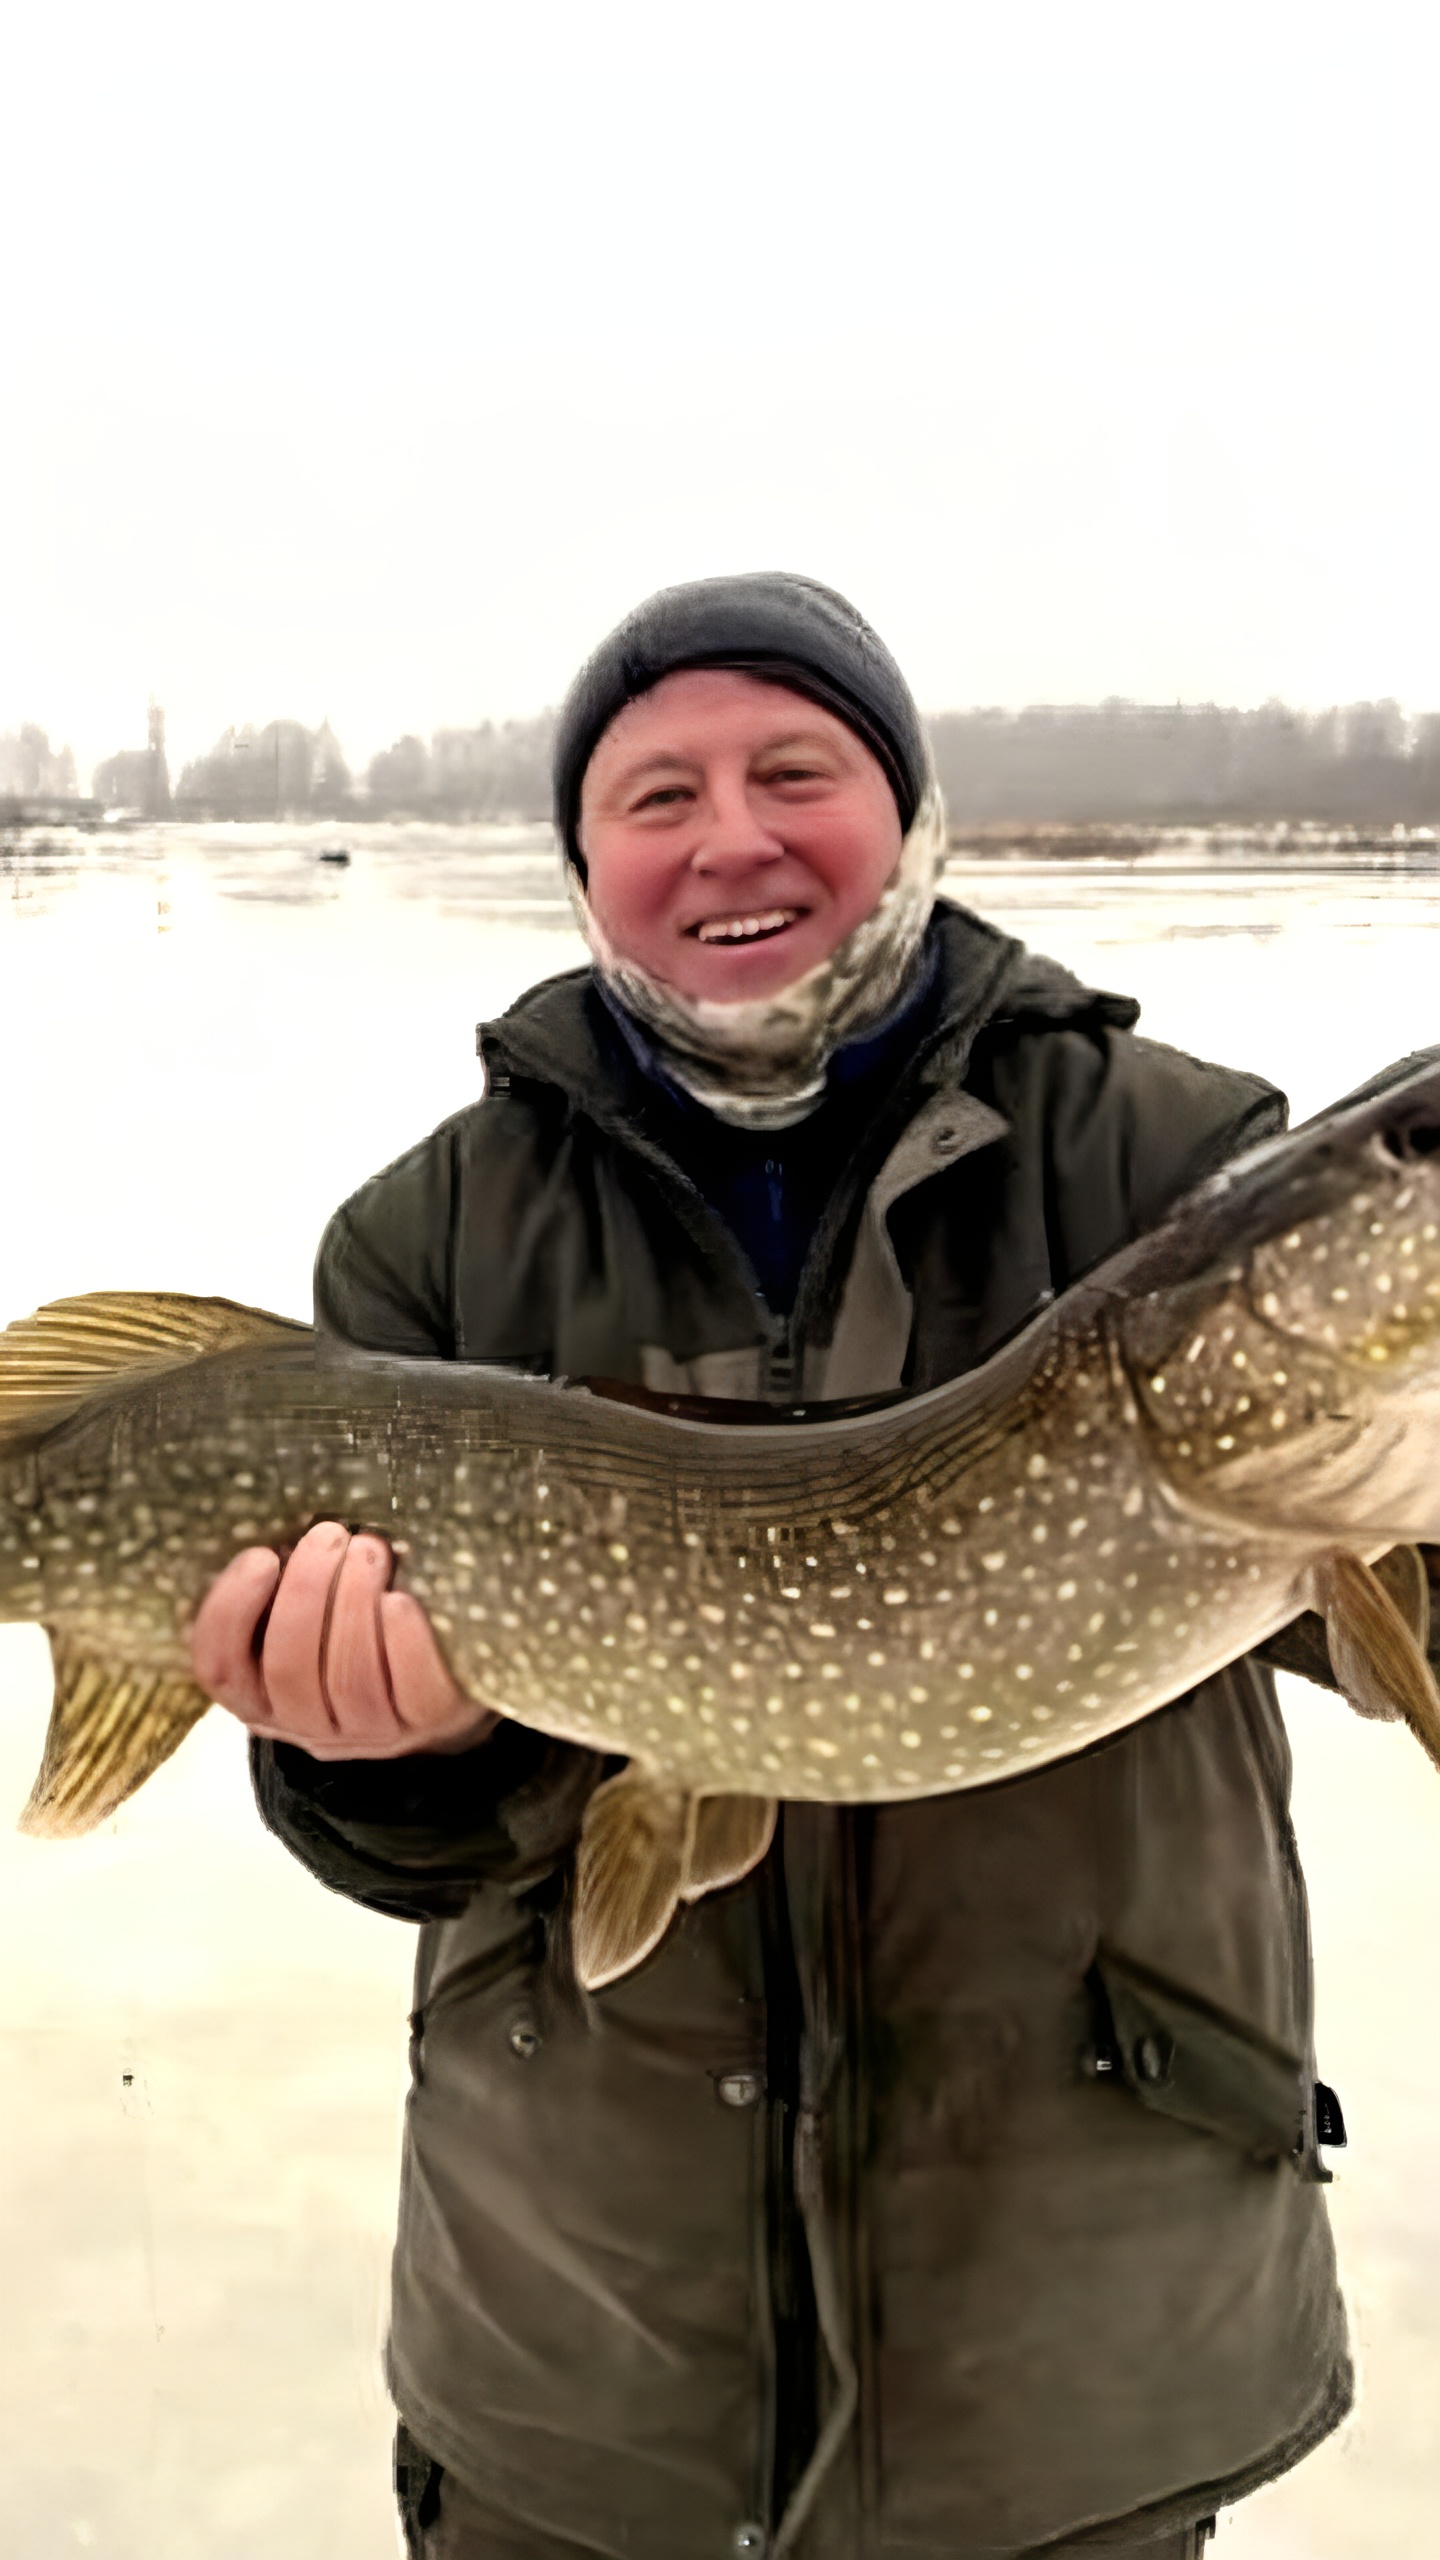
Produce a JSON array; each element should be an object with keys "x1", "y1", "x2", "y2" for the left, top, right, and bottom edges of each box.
[
  {"x1": 323, "y1": 1533, "x2": 405, "y2": 1744},
  {"x1": 260, "y1": 1520, "x2": 351, "y2": 1729},
  {"x1": 192, "y1": 1523, "x2": 493, "y2": 1759},
  {"x1": 190, "y1": 1547, "x2": 283, "y2": 1721},
  {"x1": 380, "y1": 1591, "x2": 498, "y2": 1748}
]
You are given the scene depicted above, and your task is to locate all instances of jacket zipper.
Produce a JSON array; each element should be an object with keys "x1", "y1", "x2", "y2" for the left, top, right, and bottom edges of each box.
[{"x1": 761, "y1": 1820, "x2": 819, "y2": 2533}]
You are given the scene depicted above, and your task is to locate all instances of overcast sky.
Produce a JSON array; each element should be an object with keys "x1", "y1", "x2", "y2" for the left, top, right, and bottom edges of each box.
[{"x1": 4, "y1": 0, "x2": 1437, "y2": 780}]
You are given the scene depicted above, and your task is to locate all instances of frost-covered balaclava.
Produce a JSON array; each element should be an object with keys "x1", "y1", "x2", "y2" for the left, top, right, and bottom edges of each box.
[{"x1": 553, "y1": 572, "x2": 946, "y2": 1130}]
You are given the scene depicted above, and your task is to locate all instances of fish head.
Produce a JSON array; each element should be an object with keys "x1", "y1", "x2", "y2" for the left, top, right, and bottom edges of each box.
[{"x1": 1119, "y1": 1066, "x2": 1440, "y2": 1545}]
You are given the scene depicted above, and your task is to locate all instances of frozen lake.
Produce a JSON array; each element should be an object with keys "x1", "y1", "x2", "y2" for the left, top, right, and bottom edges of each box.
[{"x1": 1, "y1": 820, "x2": 1437, "y2": 2557}]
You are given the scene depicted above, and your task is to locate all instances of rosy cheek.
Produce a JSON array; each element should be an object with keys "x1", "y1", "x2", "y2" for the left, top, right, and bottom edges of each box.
[
  {"x1": 811, "y1": 826, "x2": 892, "y2": 917},
  {"x1": 587, "y1": 843, "x2": 680, "y2": 947}
]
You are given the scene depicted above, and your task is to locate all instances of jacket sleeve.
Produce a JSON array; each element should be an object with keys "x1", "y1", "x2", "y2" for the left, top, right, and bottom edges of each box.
[
  {"x1": 1104, "y1": 1028, "x2": 1288, "y2": 1235},
  {"x1": 988, "y1": 1020, "x2": 1287, "y2": 1292},
  {"x1": 250, "y1": 1725, "x2": 607, "y2": 1921},
  {"x1": 250, "y1": 1117, "x2": 606, "y2": 1916},
  {"x1": 312, "y1": 1123, "x2": 463, "y2": 1357}
]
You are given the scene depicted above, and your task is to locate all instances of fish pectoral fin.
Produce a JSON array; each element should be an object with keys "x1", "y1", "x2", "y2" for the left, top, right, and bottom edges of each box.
[
  {"x1": 681, "y1": 1794, "x2": 778, "y2": 1904},
  {"x1": 1311, "y1": 1547, "x2": 1440, "y2": 1769},
  {"x1": 1371, "y1": 1542, "x2": 1431, "y2": 1650},
  {"x1": 19, "y1": 1634, "x2": 211, "y2": 1838},
  {"x1": 572, "y1": 1766, "x2": 689, "y2": 1992},
  {"x1": 0, "y1": 1291, "x2": 312, "y2": 1447}
]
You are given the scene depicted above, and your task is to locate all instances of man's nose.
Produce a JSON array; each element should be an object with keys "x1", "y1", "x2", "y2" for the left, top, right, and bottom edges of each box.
[{"x1": 690, "y1": 772, "x2": 784, "y2": 872}]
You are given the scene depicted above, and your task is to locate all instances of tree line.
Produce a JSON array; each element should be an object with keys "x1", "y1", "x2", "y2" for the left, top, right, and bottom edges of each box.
[
  {"x1": 6, "y1": 699, "x2": 1440, "y2": 827},
  {"x1": 171, "y1": 716, "x2": 552, "y2": 820},
  {"x1": 290, "y1": 699, "x2": 1440, "y2": 827},
  {"x1": 926, "y1": 700, "x2": 1440, "y2": 828}
]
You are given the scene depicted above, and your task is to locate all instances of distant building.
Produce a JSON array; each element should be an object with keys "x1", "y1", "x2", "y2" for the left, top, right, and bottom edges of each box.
[{"x1": 92, "y1": 699, "x2": 172, "y2": 817}]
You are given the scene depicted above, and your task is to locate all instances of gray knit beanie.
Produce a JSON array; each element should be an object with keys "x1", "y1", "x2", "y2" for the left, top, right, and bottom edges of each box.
[{"x1": 553, "y1": 571, "x2": 931, "y2": 876}]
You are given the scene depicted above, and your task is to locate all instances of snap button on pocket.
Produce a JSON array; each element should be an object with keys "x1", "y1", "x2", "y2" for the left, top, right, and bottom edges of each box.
[
  {"x1": 508, "y1": 2019, "x2": 542, "y2": 2061},
  {"x1": 1134, "y1": 2031, "x2": 1173, "y2": 2087},
  {"x1": 732, "y1": 2524, "x2": 767, "y2": 2555},
  {"x1": 716, "y1": 2069, "x2": 764, "y2": 2109},
  {"x1": 931, "y1": 1124, "x2": 960, "y2": 1154}
]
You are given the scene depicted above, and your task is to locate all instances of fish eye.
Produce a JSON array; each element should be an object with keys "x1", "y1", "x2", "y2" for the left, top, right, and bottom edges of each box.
[{"x1": 1379, "y1": 1119, "x2": 1440, "y2": 1162}]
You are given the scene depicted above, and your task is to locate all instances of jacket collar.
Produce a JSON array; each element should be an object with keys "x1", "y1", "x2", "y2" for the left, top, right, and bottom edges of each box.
[{"x1": 477, "y1": 900, "x2": 1140, "y2": 1129}]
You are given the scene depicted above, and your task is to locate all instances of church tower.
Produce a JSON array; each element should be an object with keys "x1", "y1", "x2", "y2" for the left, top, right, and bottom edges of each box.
[{"x1": 145, "y1": 696, "x2": 173, "y2": 817}]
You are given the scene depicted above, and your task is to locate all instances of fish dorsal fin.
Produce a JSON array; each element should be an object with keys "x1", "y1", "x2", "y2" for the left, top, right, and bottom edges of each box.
[
  {"x1": 572, "y1": 1766, "x2": 689, "y2": 1991},
  {"x1": 1311, "y1": 1546, "x2": 1440, "y2": 1770},
  {"x1": 0, "y1": 1290, "x2": 311, "y2": 1446},
  {"x1": 681, "y1": 1793, "x2": 777, "y2": 1904},
  {"x1": 19, "y1": 1634, "x2": 211, "y2": 1838}
]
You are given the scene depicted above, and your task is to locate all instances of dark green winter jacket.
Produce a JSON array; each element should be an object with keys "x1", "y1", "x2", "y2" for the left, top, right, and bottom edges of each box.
[{"x1": 253, "y1": 901, "x2": 1350, "y2": 2559}]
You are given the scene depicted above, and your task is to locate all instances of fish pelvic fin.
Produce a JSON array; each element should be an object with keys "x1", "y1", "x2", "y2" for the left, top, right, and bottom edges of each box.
[
  {"x1": 572, "y1": 1773, "x2": 779, "y2": 1991},
  {"x1": 681, "y1": 1793, "x2": 778, "y2": 1904},
  {"x1": 0, "y1": 1291, "x2": 312, "y2": 1449},
  {"x1": 19, "y1": 1633, "x2": 210, "y2": 1838},
  {"x1": 572, "y1": 1766, "x2": 689, "y2": 1991},
  {"x1": 1311, "y1": 1546, "x2": 1440, "y2": 1770},
  {"x1": 1370, "y1": 1541, "x2": 1431, "y2": 1649}
]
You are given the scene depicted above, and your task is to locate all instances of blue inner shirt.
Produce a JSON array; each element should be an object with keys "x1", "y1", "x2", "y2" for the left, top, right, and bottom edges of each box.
[{"x1": 598, "y1": 934, "x2": 941, "y2": 1317}]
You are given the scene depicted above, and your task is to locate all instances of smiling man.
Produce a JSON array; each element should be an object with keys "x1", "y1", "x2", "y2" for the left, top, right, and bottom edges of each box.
[{"x1": 195, "y1": 575, "x2": 1348, "y2": 2560}]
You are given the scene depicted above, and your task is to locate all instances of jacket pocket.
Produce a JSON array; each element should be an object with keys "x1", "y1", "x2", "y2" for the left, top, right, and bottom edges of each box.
[
  {"x1": 1092, "y1": 1944, "x2": 1308, "y2": 2165},
  {"x1": 409, "y1": 1911, "x2": 546, "y2": 2084}
]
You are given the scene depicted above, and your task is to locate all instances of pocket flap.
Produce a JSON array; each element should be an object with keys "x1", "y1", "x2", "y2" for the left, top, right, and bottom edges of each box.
[{"x1": 1095, "y1": 1946, "x2": 1307, "y2": 2163}]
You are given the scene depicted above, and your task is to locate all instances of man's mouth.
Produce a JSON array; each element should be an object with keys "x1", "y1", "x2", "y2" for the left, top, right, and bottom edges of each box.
[{"x1": 690, "y1": 907, "x2": 803, "y2": 946}]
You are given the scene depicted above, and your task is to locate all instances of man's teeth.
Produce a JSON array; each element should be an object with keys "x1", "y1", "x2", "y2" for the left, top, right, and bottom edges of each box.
[{"x1": 694, "y1": 908, "x2": 800, "y2": 944}]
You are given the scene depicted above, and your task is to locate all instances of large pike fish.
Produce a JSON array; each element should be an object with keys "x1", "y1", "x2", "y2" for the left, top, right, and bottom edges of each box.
[{"x1": 5, "y1": 1049, "x2": 1440, "y2": 1987}]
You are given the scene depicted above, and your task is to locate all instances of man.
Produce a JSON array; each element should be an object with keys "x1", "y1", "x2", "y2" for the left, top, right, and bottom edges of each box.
[{"x1": 194, "y1": 575, "x2": 1349, "y2": 2560}]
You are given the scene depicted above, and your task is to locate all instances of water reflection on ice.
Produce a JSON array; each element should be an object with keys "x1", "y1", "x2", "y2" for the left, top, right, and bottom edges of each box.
[{"x1": 0, "y1": 825, "x2": 1436, "y2": 2557}]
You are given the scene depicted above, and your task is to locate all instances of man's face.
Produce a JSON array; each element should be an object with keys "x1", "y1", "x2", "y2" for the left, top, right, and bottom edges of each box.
[{"x1": 576, "y1": 668, "x2": 904, "y2": 1004}]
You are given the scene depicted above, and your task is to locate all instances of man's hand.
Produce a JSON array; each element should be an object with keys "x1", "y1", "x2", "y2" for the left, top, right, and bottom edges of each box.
[{"x1": 191, "y1": 1521, "x2": 498, "y2": 1759}]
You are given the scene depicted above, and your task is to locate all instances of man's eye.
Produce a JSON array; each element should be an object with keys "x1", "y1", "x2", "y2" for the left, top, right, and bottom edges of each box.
[
  {"x1": 632, "y1": 785, "x2": 692, "y2": 811},
  {"x1": 766, "y1": 764, "x2": 826, "y2": 785}
]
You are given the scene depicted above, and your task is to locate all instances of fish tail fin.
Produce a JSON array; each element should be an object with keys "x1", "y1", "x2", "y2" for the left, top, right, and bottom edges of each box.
[
  {"x1": 19, "y1": 1633, "x2": 210, "y2": 1837},
  {"x1": 572, "y1": 1767, "x2": 690, "y2": 1991},
  {"x1": 0, "y1": 1290, "x2": 310, "y2": 1457},
  {"x1": 1311, "y1": 1545, "x2": 1440, "y2": 1770},
  {"x1": 681, "y1": 1793, "x2": 778, "y2": 1903}
]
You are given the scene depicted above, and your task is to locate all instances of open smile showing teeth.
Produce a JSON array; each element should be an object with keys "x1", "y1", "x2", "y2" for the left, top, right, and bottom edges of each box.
[{"x1": 692, "y1": 907, "x2": 803, "y2": 945}]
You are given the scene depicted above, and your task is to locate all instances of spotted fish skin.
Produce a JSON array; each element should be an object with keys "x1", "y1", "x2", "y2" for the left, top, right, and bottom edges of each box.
[{"x1": 4, "y1": 1048, "x2": 1440, "y2": 1822}]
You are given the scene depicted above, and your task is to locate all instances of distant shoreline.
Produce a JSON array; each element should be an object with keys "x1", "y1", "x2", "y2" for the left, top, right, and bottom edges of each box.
[
  {"x1": 944, "y1": 819, "x2": 1439, "y2": 864},
  {"x1": 3, "y1": 810, "x2": 1438, "y2": 876}
]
